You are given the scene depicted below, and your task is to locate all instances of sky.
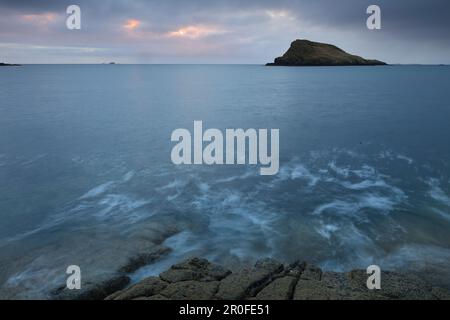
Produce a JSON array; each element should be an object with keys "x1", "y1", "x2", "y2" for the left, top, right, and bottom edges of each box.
[{"x1": 0, "y1": 0, "x2": 449, "y2": 64}]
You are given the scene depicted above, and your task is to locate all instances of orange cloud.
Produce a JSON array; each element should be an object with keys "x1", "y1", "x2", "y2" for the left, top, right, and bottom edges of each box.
[
  {"x1": 168, "y1": 25, "x2": 224, "y2": 39},
  {"x1": 123, "y1": 19, "x2": 141, "y2": 30},
  {"x1": 20, "y1": 13, "x2": 56, "y2": 25}
]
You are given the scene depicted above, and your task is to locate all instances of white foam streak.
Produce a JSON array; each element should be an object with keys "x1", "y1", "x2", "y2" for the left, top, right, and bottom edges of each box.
[
  {"x1": 427, "y1": 178, "x2": 450, "y2": 206},
  {"x1": 80, "y1": 181, "x2": 115, "y2": 199}
]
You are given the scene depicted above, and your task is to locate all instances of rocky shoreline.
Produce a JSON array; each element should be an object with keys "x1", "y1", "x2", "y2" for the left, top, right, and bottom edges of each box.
[{"x1": 57, "y1": 257, "x2": 450, "y2": 300}]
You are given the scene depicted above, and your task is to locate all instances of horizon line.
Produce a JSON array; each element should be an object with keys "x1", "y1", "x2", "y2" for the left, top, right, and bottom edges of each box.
[{"x1": 3, "y1": 63, "x2": 450, "y2": 66}]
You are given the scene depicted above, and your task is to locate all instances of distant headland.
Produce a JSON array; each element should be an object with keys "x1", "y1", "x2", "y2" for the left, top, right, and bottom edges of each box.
[
  {"x1": 0, "y1": 63, "x2": 21, "y2": 67},
  {"x1": 266, "y1": 39, "x2": 386, "y2": 66}
]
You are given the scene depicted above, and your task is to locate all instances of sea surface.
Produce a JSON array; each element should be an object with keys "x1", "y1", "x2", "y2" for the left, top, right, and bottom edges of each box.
[{"x1": 0, "y1": 65, "x2": 450, "y2": 298}]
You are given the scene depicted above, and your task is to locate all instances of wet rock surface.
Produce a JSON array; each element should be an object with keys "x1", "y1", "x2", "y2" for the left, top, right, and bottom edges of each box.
[
  {"x1": 105, "y1": 276, "x2": 167, "y2": 300},
  {"x1": 160, "y1": 257, "x2": 231, "y2": 283},
  {"x1": 55, "y1": 274, "x2": 131, "y2": 300},
  {"x1": 119, "y1": 246, "x2": 171, "y2": 274},
  {"x1": 215, "y1": 258, "x2": 283, "y2": 300},
  {"x1": 104, "y1": 257, "x2": 450, "y2": 300},
  {"x1": 50, "y1": 245, "x2": 171, "y2": 300}
]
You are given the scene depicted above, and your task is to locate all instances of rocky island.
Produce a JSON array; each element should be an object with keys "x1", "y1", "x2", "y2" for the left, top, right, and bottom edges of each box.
[
  {"x1": 54, "y1": 257, "x2": 450, "y2": 300},
  {"x1": 0, "y1": 63, "x2": 21, "y2": 66},
  {"x1": 266, "y1": 39, "x2": 386, "y2": 66}
]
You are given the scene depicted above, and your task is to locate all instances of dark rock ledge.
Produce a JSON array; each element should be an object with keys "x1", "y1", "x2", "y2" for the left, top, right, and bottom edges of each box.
[{"x1": 101, "y1": 257, "x2": 450, "y2": 300}]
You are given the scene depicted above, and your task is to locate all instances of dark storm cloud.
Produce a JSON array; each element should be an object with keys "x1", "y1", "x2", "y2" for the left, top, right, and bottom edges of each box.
[{"x1": 0, "y1": 0, "x2": 449, "y2": 63}]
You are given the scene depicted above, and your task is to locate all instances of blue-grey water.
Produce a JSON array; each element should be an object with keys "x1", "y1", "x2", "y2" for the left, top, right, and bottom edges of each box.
[{"x1": 0, "y1": 65, "x2": 450, "y2": 298}]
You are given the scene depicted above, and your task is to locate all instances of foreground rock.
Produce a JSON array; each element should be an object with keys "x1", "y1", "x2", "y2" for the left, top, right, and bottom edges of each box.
[
  {"x1": 160, "y1": 257, "x2": 231, "y2": 283},
  {"x1": 105, "y1": 258, "x2": 450, "y2": 300},
  {"x1": 54, "y1": 274, "x2": 130, "y2": 300},
  {"x1": 216, "y1": 259, "x2": 283, "y2": 299},
  {"x1": 51, "y1": 245, "x2": 171, "y2": 300},
  {"x1": 266, "y1": 39, "x2": 386, "y2": 66}
]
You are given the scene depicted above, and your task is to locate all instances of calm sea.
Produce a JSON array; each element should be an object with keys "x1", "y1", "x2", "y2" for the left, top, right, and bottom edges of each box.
[{"x1": 0, "y1": 65, "x2": 450, "y2": 298}]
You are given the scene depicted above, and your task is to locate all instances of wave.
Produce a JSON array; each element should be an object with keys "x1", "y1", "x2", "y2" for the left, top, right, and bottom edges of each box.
[
  {"x1": 158, "y1": 179, "x2": 190, "y2": 192},
  {"x1": 315, "y1": 223, "x2": 339, "y2": 240},
  {"x1": 396, "y1": 154, "x2": 414, "y2": 164},
  {"x1": 275, "y1": 161, "x2": 321, "y2": 187},
  {"x1": 5, "y1": 146, "x2": 450, "y2": 298},
  {"x1": 93, "y1": 194, "x2": 152, "y2": 222},
  {"x1": 122, "y1": 170, "x2": 135, "y2": 183},
  {"x1": 20, "y1": 154, "x2": 47, "y2": 167},
  {"x1": 427, "y1": 178, "x2": 450, "y2": 206},
  {"x1": 328, "y1": 161, "x2": 351, "y2": 178},
  {"x1": 290, "y1": 164, "x2": 320, "y2": 186},
  {"x1": 340, "y1": 179, "x2": 387, "y2": 190},
  {"x1": 312, "y1": 193, "x2": 400, "y2": 217},
  {"x1": 215, "y1": 171, "x2": 255, "y2": 183},
  {"x1": 3, "y1": 170, "x2": 150, "y2": 245},
  {"x1": 80, "y1": 181, "x2": 115, "y2": 199},
  {"x1": 379, "y1": 244, "x2": 450, "y2": 286},
  {"x1": 431, "y1": 207, "x2": 450, "y2": 222},
  {"x1": 318, "y1": 223, "x2": 382, "y2": 272},
  {"x1": 5, "y1": 261, "x2": 63, "y2": 299}
]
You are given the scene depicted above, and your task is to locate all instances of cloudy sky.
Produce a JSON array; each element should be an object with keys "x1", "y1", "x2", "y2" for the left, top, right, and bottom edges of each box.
[{"x1": 1, "y1": 0, "x2": 449, "y2": 64}]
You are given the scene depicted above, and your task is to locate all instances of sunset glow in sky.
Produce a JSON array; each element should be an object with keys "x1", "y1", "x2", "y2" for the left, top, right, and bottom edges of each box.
[
  {"x1": 1, "y1": 0, "x2": 449, "y2": 64},
  {"x1": 168, "y1": 25, "x2": 224, "y2": 39},
  {"x1": 123, "y1": 19, "x2": 140, "y2": 30},
  {"x1": 20, "y1": 13, "x2": 56, "y2": 25}
]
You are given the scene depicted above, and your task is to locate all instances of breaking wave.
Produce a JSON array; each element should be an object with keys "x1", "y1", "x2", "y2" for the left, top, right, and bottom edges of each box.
[{"x1": 3, "y1": 147, "x2": 450, "y2": 297}]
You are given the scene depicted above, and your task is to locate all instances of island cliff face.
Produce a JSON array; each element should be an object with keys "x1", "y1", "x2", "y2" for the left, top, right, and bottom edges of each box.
[{"x1": 267, "y1": 40, "x2": 386, "y2": 66}]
